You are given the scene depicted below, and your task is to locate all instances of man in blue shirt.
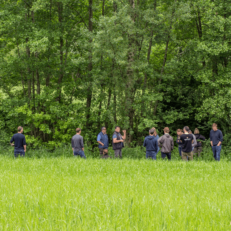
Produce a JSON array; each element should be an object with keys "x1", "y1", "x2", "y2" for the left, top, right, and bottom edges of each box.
[
  {"x1": 143, "y1": 128, "x2": 158, "y2": 160},
  {"x1": 210, "y1": 123, "x2": 223, "y2": 161},
  {"x1": 97, "y1": 127, "x2": 110, "y2": 159},
  {"x1": 112, "y1": 126, "x2": 126, "y2": 158},
  {"x1": 10, "y1": 126, "x2": 26, "y2": 158}
]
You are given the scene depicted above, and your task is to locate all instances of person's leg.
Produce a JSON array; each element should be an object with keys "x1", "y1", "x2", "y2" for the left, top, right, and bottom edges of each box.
[
  {"x1": 14, "y1": 152, "x2": 19, "y2": 158},
  {"x1": 161, "y1": 152, "x2": 166, "y2": 160},
  {"x1": 152, "y1": 151, "x2": 157, "y2": 160},
  {"x1": 212, "y1": 146, "x2": 216, "y2": 160},
  {"x1": 182, "y1": 152, "x2": 188, "y2": 161},
  {"x1": 19, "y1": 152, "x2": 25, "y2": 157},
  {"x1": 178, "y1": 147, "x2": 182, "y2": 157},
  {"x1": 119, "y1": 149, "x2": 122, "y2": 158},
  {"x1": 79, "y1": 150, "x2": 86, "y2": 159},
  {"x1": 167, "y1": 153, "x2": 171, "y2": 160},
  {"x1": 198, "y1": 147, "x2": 202, "y2": 157},
  {"x1": 99, "y1": 148, "x2": 104, "y2": 158},
  {"x1": 216, "y1": 146, "x2": 221, "y2": 161},
  {"x1": 114, "y1": 149, "x2": 120, "y2": 158},
  {"x1": 193, "y1": 147, "x2": 197, "y2": 156},
  {"x1": 188, "y1": 152, "x2": 193, "y2": 161},
  {"x1": 146, "y1": 151, "x2": 150, "y2": 159}
]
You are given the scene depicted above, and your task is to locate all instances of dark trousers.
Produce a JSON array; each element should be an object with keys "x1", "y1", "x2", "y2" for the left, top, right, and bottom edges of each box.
[
  {"x1": 73, "y1": 150, "x2": 86, "y2": 158},
  {"x1": 146, "y1": 151, "x2": 157, "y2": 160},
  {"x1": 161, "y1": 152, "x2": 171, "y2": 160},
  {"x1": 14, "y1": 151, "x2": 25, "y2": 158},
  {"x1": 193, "y1": 147, "x2": 202, "y2": 157},
  {"x1": 178, "y1": 147, "x2": 182, "y2": 156},
  {"x1": 212, "y1": 145, "x2": 221, "y2": 161},
  {"x1": 114, "y1": 149, "x2": 122, "y2": 158}
]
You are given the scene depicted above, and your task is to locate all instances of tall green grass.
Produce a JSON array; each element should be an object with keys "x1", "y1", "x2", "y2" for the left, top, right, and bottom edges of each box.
[{"x1": 0, "y1": 157, "x2": 230, "y2": 230}]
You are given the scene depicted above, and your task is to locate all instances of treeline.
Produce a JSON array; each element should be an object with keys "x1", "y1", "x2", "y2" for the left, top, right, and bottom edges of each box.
[{"x1": 0, "y1": 0, "x2": 231, "y2": 149}]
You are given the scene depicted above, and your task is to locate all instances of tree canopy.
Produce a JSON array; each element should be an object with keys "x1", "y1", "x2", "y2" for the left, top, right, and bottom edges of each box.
[{"x1": 0, "y1": 0, "x2": 231, "y2": 148}]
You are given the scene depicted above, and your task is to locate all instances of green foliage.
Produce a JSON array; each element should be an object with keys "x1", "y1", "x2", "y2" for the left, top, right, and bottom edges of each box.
[{"x1": 0, "y1": 0, "x2": 231, "y2": 148}]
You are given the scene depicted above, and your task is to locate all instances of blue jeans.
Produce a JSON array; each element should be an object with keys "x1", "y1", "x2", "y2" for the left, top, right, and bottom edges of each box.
[
  {"x1": 73, "y1": 150, "x2": 86, "y2": 159},
  {"x1": 146, "y1": 151, "x2": 157, "y2": 160},
  {"x1": 161, "y1": 152, "x2": 171, "y2": 160},
  {"x1": 14, "y1": 150, "x2": 25, "y2": 158},
  {"x1": 212, "y1": 145, "x2": 221, "y2": 161},
  {"x1": 178, "y1": 147, "x2": 182, "y2": 156}
]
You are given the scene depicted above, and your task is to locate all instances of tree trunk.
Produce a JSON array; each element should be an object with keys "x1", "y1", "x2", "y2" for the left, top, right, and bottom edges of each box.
[{"x1": 86, "y1": 0, "x2": 93, "y2": 129}]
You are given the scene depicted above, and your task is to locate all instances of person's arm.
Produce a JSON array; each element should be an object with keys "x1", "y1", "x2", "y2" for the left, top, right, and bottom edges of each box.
[
  {"x1": 158, "y1": 137, "x2": 162, "y2": 147},
  {"x1": 217, "y1": 131, "x2": 223, "y2": 146},
  {"x1": 143, "y1": 138, "x2": 146, "y2": 147},
  {"x1": 210, "y1": 131, "x2": 213, "y2": 146},
  {"x1": 192, "y1": 135, "x2": 197, "y2": 147},
  {"x1": 176, "y1": 136, "x2": 181, "y2": 145},
  {"x1": 97, "y1": 134, "x2": 104, "y2": 146},
  {"x1": 113, "y1": 138, "x2": 123, "y2": 143},
  {"x1": 81, "y1": 137, "x2": 84, "y2": 151},
  {"x1": 10, "y1": 136, "x2": 14, "y2": 146},
  {"x1": 171, "y1": 138, "x2": 174, "y2": 151},
  {"x1": 122, "y1": 130, "x2": 126, "y2": 140},
  {"x1": 23, "y1": 136, "x2": 26, "y2": 152}
]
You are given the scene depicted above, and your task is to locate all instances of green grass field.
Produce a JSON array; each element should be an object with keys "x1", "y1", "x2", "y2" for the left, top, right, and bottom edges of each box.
[{"x1": 0, "y1": 157, "x2": 230, "y2": 230}]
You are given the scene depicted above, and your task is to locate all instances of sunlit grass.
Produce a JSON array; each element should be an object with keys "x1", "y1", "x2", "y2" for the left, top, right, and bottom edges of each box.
[{"x1": 0, "y1": 157, "x2": 230, "y2": 230}]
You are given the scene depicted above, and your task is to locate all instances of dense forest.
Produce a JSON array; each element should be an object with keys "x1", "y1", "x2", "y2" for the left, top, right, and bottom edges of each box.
[{"x1": 0, "y1": 0, "x2": 231, "y2": 149}]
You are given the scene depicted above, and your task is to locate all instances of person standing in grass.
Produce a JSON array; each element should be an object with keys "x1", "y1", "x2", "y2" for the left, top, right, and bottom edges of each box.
[
  {"x1": 71, "y1": 128, "x2": 86, "y2": 158},
  {"x1": 189, "y1": 130, "x2": 197, "y2": 152},
  {"x1": 176, "y1": 129, "x2": 183, "y2": 157},
  {"x1": 112, "y1": 126, "x2": 126, "y2": 158},
  {"x1": 152, "y1": 127, "x2": 160, "y2": 154},
  {"x1": 97, "y1": 127, "x2": 110, "y2": 159},
  {"x1": 143, "y1": 128, "x2": 159, "y2": 160},
  {"x1": 193, "y1": 128, "x2": 206, "y2": 157},
  {"x1": 10, "y1": 126, "x2": 26, "y2": 158},
  {"x1": 158, "y1": 127, "x2": 174, "y2": 160},
  {"x1": 180, "y1": 126, "x2": 194, "y2": 161},
  {"x1": 210, "y1": 123, "x2": 223, "y2": 161}
]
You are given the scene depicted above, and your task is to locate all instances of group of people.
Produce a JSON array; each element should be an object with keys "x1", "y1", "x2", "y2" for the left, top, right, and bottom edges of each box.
[
  {"x1": 10, "y1": 124, "x2": 223, "y2": 161},
  {"x1": 143, "y1": 123, "x2": 223, "y2": 161}
]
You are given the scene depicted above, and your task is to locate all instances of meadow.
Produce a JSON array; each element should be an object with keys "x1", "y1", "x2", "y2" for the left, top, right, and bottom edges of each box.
[{"x1": 0, "y1": 156, "x2": 230, "y2": 230}]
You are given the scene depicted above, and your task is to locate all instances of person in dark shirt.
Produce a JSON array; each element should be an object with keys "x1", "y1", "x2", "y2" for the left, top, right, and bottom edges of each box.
[
  {"x1": 176, "y1": 129, "x2": 183, "y2": 156},
  {"x1": 193, "y1": 128, "x2": 206, "y2": 157},
  {"x1": 10, "y1": 126, "x2": 26, "y2": 158},
  {"x1": 143, "y1": 128, "x2": 158, "y2": 160},
  {"x1": 210, "y1": 123, "x2": 223, "y2": 161},
  {"x1": 180, "y1": 126, "x2": 194, "y2": 161},
  {"x1": 71, "y1": 128, "x2": 86, "y2": 158}
]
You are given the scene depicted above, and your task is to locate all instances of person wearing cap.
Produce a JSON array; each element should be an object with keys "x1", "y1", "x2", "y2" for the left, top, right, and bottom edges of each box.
[
  {"x1": 158, "y1": 127, "x2": 174, "y2": 160},
  {"x1": 143, "y1": 128, "x2": 159, "y2": 160},
  {"x1": 10, "y1": 126, "x2": 26, "y2": 158}
]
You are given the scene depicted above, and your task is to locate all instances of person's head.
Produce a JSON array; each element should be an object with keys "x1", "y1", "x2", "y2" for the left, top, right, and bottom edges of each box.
[
  {"x1": 115, "y1": 126, "x2": 120, "y2": 133},
  {"x1": 183, "y1": 126, "x2": 190, "y2": 133},
  {"x1": 189, "y1": 130, "x2": 192, "y2": 134},
  {"x1": 212, "y1": 123, "x2": 218, "y2": 131},
  {"x1": 18, "y1": 126, "x2": 23, "y2": 133},
  {"x1": 149, "y1": 128, "x2": 155, "y2": 136},
  {"x1": 194, "y1": 128, "x2": 199, "y2": 134},
  {"x1": 151, "y1": 127, "x2": 158, "y2": 137},
  {"x1": 76, "y1": 128, "x2": 81, "y2": 134},
  {"x1": 101, "y1": 126, "x2": 106, "y2": 134},
  {"x1": 177, "y1": 129, "x2": 183, "y2": 136},
  {"x1": 163, "y1": 127, "x2": 170, "y2": 134}
]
